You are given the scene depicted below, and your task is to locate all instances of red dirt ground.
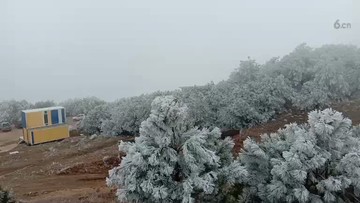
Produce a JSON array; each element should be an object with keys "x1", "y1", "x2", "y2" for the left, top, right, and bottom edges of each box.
[
  {"x1": 232, "y1": 99, "x2": 360, "y2": 154},
  {"x1": 0, "y1": 134, "x2": 132, "y2": 203},
  {"x1": 0, "y1": 99, "x2": 359, "y2": 202}
]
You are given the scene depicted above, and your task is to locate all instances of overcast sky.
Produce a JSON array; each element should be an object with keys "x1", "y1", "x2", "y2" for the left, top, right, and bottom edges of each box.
[{"x1": 0, "y1": 0, "x2": 359, "y2": 102}]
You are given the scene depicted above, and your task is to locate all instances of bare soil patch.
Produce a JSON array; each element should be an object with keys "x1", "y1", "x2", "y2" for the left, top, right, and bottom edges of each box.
[
  {"x1": 0, "y1": 135, "x2": 133, "y2": 203},
  {"x1": 0, "y1": 128, "x2": 22, "y2": 153}
]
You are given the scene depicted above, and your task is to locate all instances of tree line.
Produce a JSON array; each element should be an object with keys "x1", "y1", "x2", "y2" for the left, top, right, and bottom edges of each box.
[
  {"x1": 78, "y1": 44, "x2": 360, "y2": 136},
  {"x1": 1, "y1": 44, "x2": 359, "y2": 135}
]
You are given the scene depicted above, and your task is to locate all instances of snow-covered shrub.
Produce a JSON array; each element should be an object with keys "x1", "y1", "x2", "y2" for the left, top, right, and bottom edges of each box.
[
  {"x1": 100, "y1": 119, "x2": 119, "y2": 137},
  {"x1": 0, "y1": 186, "x2": 15, "y2": 203},
  {"x1": 314, "y1": 45, "x2": 360, "y2": 96},
  {"x1": 267, "y1": 44, "x2": 317, "y2": 91},
  {"x1": 107, "y1": 96, "x2": 247, "y2": 202},
  {"x1": 291, "y1": 80, "x2": 331, "y2": 110},
  {"x1": 240, "y1": 108, "x2": 360, "y2": 203},
  {"x1": 106, "y1": 96, "x2": 152, "y2": 135},
  {"x1": 102, "y1": 92, "x2": 170, "y2": 136},
  {"x1": 176, "y1": 83, "x2": 218, "y2": 128},
  {"x1": 291, "y1": 58, "x2": 352, "y2": 110},
  {"x1": 60, "y1": 97, "x2": 106, "y2": 116},
  {"x1": 82, "y1": 104, "x2": 111, "y2": 135},
  {"x1": 0, "y1": 100, "x2": 32, "y2": 124},
  {"x1": 228, "y1": 59, "x2": 261, "y2": 85},
  {"x1": 217, "y1": 63, "x2": 292, "y2": 129},
  {"x1": 266, "y1": 44, "x2": 360, "y2": 110}
]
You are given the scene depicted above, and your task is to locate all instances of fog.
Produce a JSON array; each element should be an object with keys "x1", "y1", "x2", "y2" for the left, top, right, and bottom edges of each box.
[{"x1": 0, "y1": 0, "x2": 359, "y2": 102}]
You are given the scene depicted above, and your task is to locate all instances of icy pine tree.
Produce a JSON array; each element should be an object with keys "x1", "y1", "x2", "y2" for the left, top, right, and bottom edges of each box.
[
  {"x1": 107, "y1": 96, "x2": 247, "y2": 203},
  {"x1": 240, "y1": 108, "x2": 360, "y2": 203}
]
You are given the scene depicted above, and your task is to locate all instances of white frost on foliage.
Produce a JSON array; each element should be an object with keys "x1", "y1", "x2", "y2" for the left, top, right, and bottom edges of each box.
[
  {"x1": 101, "y1": 92, "x2": 169, "y2": 136},
  {"x1": 107, "y1": 96, "x2": 247, "y2": 203},
  {"x1": 0, "y1": 100, "x2": 32, "y2": 124},
  {"x1": 241, "y1": 108, "x2": 360, "y2": 203}
]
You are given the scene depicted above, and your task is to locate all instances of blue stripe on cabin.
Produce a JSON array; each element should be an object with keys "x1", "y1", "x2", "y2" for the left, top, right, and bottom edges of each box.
[
  {"x1": 31, "y1": 131, "x2": 34, "y2": 145},
  {"x1": 22, "y1": 112, "x2": 26, "y2": 128},
  {"x1": 61, "y1": 109, "x2": 65, "y2": 123},
  {"x1": 51, "y1": 110, "x2": 59, "y2": 124}
]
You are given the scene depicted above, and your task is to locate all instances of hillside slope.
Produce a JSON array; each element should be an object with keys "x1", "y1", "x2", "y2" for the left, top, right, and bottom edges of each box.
[
  {"x1": 233, "y1": 99, "x2": 360, "y2": 153},
  {"x1": 0, "y1": 99, "x2": 359, "y2": 202}
]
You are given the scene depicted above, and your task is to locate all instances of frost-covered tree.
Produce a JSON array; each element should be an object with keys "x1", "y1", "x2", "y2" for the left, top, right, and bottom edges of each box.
[
  {"x1": 218, "y1": 66, "x2": 292, "y2": 129},
  {"x1": 228, "y1": 59, "x2": 261, "y2": 85},
  {"x1": 0, "y1": 108, "x2": 10, "y2": 123},
  {"x1": 107, "y1": 96, "x2": 247, "y2": 203},
  {"x1": 0, "y1": 100, "x2": 32, "y2": 124},
  {"x1": 60, "y1": 97, "x2": 106, "y2": 116},
  {"x1": 267, "y1": 44, "x2": 317, "y2": 91},
  {"x1": 102, "y1": 91, "x2": 170, "y2": 136},
  {"x1": 291, "y1": 56, "x2": 352, "y2": 109},
  {"x1": 105, "y1": 96, "x2": 153, "y2": 135},
  {"x1": 266, "y1": 44, "x2": 360, "y2": 110},
  {"x1": 240, "y1": 108, "x2": 360, "y2": 203},
  {"x1": 176, "y1": 83, "x2": 218, "y2": 128},
  {"x1": 82, "y1": 104, "x2": 111, "y2": 135},
  {"x1": 313, "y1": 45, "x2": 360, "y2": 96}
]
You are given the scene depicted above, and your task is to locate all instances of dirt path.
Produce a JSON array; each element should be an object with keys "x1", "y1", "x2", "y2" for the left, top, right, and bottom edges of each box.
[
  {"x1": 0, "y1": 135, "x2": 132, "y2": 202},
  {"x1": 0, "y1": 128, "x2": 22, "y2": 153}
]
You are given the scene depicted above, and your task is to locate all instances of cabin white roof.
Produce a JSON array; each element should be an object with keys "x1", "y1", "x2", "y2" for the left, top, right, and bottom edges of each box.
[{"x1": 22, "y1": 106, "x2": 64, "y2": 113}]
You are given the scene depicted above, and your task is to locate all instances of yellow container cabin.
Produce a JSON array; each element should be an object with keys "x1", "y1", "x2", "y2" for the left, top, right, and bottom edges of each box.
[
  {"x1": 21, "y1": 106, "x2": 66, "y2": 129},
  {"x1": 21, "y1": 106, "x2": 69, "y2": 145},
  {"x1": 22, "y1": 124, "x2": 69, "y2": 145}
]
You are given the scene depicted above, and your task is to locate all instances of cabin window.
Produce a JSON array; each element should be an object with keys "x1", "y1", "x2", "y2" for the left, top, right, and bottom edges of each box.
[{"x1": 44, "y1": 111, "x2": 48, "y2": 125}]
